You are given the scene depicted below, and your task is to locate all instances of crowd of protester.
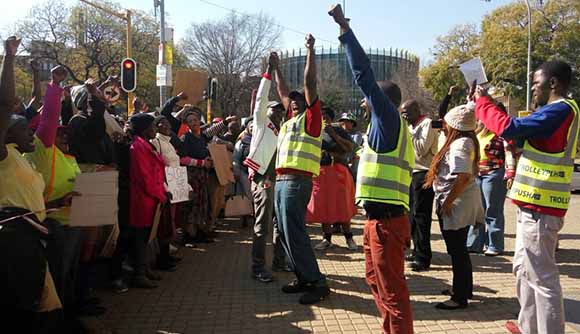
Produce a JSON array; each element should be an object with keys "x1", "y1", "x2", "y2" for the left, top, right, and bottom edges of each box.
[{"x1": 0, "y1": 4, "x2": 577, "y2": 334}]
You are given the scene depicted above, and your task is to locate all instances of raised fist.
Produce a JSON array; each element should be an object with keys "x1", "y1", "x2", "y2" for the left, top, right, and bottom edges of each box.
[
  {"x1": 269, "y1": 52, "x2": 279, "y2": 69},
  {"x1": 4, "y1": 36, "x2": 21, "y2": 57},
  {"x1": 328, "y1": 4, "x2": 346, "y2": 25},
  {"x1": 305, "y1": 34, "x2": 315, "y2": 50}
]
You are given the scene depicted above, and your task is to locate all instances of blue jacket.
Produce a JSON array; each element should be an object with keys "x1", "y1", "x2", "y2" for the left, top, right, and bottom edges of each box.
[{"x1": 339, "y1": 29, "x2": 400, "y2": 153}]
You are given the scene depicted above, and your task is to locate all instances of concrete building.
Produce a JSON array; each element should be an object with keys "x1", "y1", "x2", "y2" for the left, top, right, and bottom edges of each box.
[{"x1": 278, "y1": 46, "x2": 420, "y2": 116}]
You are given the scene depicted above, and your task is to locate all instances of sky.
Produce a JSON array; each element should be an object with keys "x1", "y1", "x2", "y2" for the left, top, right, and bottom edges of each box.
[{"x1": 1, "y1": 0, "x2": 516, "y2": 65}]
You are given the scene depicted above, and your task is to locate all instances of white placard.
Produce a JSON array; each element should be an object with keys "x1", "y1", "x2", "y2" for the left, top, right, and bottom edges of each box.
[
  {"x1": 459, "y1": 58, "x2": 488, "y2": 85},
  {"x1": 165, "y1": 166, "x2": 191, "y2": 203},
  {"x1": 70, "y1": 171, "x2": 118, "y2": 227}
]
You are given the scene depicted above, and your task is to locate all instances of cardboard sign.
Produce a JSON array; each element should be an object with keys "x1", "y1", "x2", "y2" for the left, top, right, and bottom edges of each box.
[
  {"x1": 165, "y1": 166, "x2": 192, "y2": 203},
  {"x1": 208, "y1": 143, "x2": 235, "y2": 186},
  {"x1": 70, "y1": 171, "x2": 118, "y2": 227},
  {"x1": 148, "y1": 204, "x2": 162, "y2": 243},
  {"x1": 459, "y1": 58, "x2": 488, "y2": 85},
  {"x1": 172, "y1": 70, "x2": 209, "y2": 106}
]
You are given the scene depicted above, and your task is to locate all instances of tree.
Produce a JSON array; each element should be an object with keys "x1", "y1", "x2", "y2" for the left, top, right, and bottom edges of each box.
[
  {"x1": 421, "y1": 0, "x2": 580, "y2": 106},
  {"x1": 13, "y1": 0, "x2": 190, "y2": 109},
  {"x1": 419, "y1": 24, "x2": 480, "y2": 104},
  {"x1": 181, "y1": 12, "x2": 281, "y2": 115},
  {"x1": 318, "y1": 63, "x2": 349, "y2": 113}
]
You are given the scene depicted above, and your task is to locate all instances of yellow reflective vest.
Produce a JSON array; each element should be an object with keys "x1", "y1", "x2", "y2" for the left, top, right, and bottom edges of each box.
[
  {"x1": 356, "y1": 116, "x2": 415, "y2": 210},
  {"x1": 510, "y1": 99, "x2": 580, "y2": 210},
  {"x1": 276, "y1": 112, "x2": 323, "y2": 176}
]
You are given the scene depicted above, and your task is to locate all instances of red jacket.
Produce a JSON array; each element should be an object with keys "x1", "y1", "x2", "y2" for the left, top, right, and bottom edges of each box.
[{"x1": 129, "y1": 136, "x2": 166, "y2": 227}]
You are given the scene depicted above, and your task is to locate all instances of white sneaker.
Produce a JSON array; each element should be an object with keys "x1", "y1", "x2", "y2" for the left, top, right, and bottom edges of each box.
[
  {"x1": 484, "y1": 249, "x2": 501, "y2": 257},
  {"x1": 346, "y1": 238, "x2": 358, "y2": 250},
  {"x1": 314, "y1": 239, "x2": 333, "y2": 250}
]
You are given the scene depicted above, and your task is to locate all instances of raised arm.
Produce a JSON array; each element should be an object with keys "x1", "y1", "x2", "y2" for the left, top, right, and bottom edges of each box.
[
  {"x1": 0, "y1": 37, "x2": 21, "y2": 161},
  {"x1": 35, "y1": 66, "x2": 67, "y2": 147},
  {"x1": 161, "y1": 92, "x2": 186, "y2": 133},
  {"x1": 28, "y1": 59, "x2": 42, "y2": 111},
  {"x1": 438, "y1": 86, "x2": 456, "y2": 119},
  {"x1": 274, "y1": 64, "x2": 290, "y2": 111},
  {"x1": 254, "y1": 53, "x2": 277, "y2": 124},
  {"x1": 304, "y1": 34, "x2": 317, "y2": 106}
]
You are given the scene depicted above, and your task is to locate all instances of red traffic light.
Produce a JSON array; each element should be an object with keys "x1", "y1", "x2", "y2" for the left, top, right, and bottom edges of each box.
[
  {"x1": 120, "y1": 58, "x2": 137, "y2": 93},
  {"x1": 123, "y1": 60, "x2": 134, "y2": 69}
]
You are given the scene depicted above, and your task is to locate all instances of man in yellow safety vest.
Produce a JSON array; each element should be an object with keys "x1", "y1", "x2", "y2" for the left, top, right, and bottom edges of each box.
[
  {"x1": 273, "y1": 33, "x2": 329, "y2": 305},
  {"x1": 475, "y1": 60, "x2": 577, "y2": 334}
]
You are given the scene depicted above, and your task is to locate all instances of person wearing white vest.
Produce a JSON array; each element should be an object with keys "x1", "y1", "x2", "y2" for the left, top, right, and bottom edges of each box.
[{"x1": 244, "y1": 52, "x2": 288, "y2": 283}]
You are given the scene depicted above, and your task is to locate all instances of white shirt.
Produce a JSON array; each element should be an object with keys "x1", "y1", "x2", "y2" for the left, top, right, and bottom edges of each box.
[
  {"x1": 151, "y1": 133, "x2": 180, "y2": 168},
  {"x1": 409, "y1": 117, "x2": 439, "y2": 172},
  {"x1": 244, "y1": 74, "x2": 279, "y2": 177}
]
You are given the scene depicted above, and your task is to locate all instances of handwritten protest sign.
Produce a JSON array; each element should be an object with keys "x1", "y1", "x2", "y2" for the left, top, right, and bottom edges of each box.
[
  {"x1": 70, "y1": 171, "x2": 118, "y2": 227},
  {"x1": 165, "y1": 166, "x2": 191, "y2": 203},
  {"x1": 208, "y1": 143, "x2": 235, "y2": 186},
  {"x1": 459, "y1": 58, "x2": 488, "y2": 85}
]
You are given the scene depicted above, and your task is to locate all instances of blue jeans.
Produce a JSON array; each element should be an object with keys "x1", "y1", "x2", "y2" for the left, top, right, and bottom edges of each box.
[
  {"x1": 275, "y1": 176, "x2": 326, "y2": 286},
  {"x1": 467, "y1": 168, "x2": 507, "y2": 253}
]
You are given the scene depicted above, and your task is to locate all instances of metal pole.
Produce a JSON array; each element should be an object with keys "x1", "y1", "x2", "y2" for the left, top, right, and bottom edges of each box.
[
  {"x1": 127, "y1": 10, "x2": 135, "y2": 115},
  {"x1": 524, "y1": 0, "x2": 532, "y2": 111},
  {"x1": 159, "y1": 0, "x2": 166, "y2": 108}
]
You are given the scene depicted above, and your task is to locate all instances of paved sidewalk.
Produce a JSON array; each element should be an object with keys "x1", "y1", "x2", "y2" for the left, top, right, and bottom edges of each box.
[{"x1": 87, "y1": 197, "x2": 580, "y2": 334}]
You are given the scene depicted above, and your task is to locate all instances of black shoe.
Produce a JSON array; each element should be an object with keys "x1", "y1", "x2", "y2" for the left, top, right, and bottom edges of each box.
[
  {"x1": 435, "y1": 299, "x2": 468, "y2": 310},
  {"x1": 410, "y1": 261, "x2": 430, "y2": 272},
  {"x1": 182, "y1": 233, "x2": 196, "y2": 246},
  {"x1": 194, "y1": 231, "x2": 215, "y2": 243},
  {"x1": 110, "y1": 279, "x2": 129, "y2": 294},
  {"x1": 405, "y1": 254, "x2": 416, "y2": 262},
  {"x1": 169, "y1": 255, "x2": 182, "y2": 263},
  {"x1": 156, "y1": 261, "x2": 177, "y2": 272},
  {"x1": 441, "y1": 289, "x2": 474, "y2": 300},
  {"x1": 252, "y1": 270, "x2": 274, "y2": 283},
  {"x1": 85, "y1": 296, "x2": 102, "y2": 305},
  {"x1": 76, "y1": 304, "x2": 106, "y2": 317},
  {"x1": 272, "y1": 263, "x2": 293, "y2": 272},
  {"x1": 299, "y1": 286, "x2": 330, "y2": 305},
  {"x1": 282, "y1": 279, "x2": 315, "y2": 294}
]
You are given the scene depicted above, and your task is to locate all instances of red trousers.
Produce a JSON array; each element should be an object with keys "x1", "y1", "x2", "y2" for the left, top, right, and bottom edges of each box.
[{"x1": 364, "y1": 216, "x2": 413, "y2": 334}]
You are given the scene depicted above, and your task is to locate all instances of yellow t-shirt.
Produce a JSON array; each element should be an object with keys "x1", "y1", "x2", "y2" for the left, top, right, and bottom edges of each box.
[
  {"x1": 0, "y1": 144, "x2": 46, "y2": 221},
  {"x1": 25, "y1": 137, "x2": 81, "y2": 224}
]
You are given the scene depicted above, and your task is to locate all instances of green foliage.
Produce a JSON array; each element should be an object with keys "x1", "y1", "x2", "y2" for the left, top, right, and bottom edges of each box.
[
  {"x1": 14, "y1": 0, "x2": 191, "y2": 109},
  {"x1": 419, "y1": 24, "x2": 480, "y2": 104},
  {"x1": 421, "y1": 0, "x2": 580, "y2": 105}
]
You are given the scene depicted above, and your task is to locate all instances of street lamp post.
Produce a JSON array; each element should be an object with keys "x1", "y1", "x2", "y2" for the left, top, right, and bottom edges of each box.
[
  {"x1": 524, "y1": 0, "x2": 532, "y2": 111},
  {"x1": 80, "y1": 0, "x2": 135, "y2": 114}
]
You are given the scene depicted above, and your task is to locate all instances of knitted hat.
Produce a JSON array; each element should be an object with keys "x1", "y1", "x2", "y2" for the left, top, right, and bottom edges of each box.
[
  {"x1": 444, "y1": 104, "x2": 476, "y2": 132},
  {"x1": 70, "y1": 85, "x2": 90, "y2": 111},
  {"x1": 129, "y1": 113, "x2": 155, "y2": 136}
]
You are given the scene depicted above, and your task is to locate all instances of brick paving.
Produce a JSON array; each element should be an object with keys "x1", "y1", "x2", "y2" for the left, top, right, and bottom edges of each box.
[{"x1": 87, "y1": 197, "x2": 580, "y2": 334}]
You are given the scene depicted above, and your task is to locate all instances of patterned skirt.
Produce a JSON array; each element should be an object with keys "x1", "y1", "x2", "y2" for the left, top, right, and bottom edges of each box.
[{"x1": 181, "y1": 167, "x2": 211, "y2": 226}]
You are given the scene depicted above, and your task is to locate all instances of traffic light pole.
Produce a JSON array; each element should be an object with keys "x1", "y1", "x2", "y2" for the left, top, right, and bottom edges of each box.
[
  {"x1": 159, "y1": 0, "x2": 167, "y2": 108},
  {"x1": 79, "y1": 0, "x2": 134, "y2": 114}
]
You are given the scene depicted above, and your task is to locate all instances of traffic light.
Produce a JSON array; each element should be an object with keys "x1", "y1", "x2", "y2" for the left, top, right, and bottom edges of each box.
[
  {"x1": 210, "y1": 78, "x2": 218, "y2": 100},
  {"x1": 120, "y1": 58, "x2": 137, "y2": 93}
]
